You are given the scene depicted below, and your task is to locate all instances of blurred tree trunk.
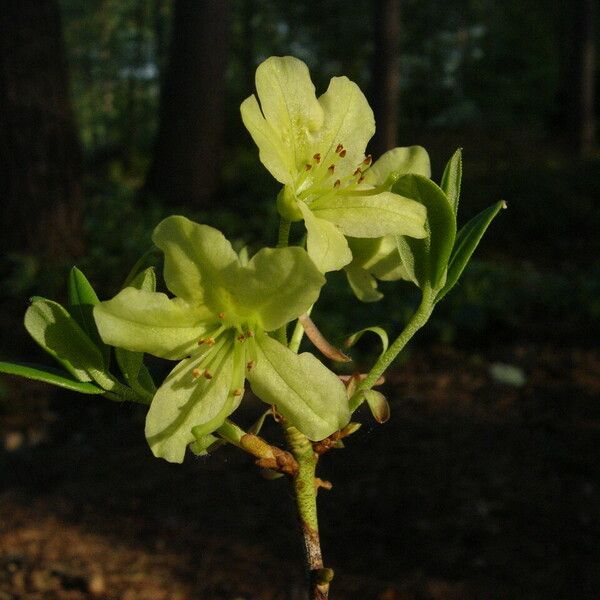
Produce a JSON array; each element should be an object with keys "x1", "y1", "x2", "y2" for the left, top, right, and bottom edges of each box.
[
  {"x1": 556, "y1": 0, "x2": 596, "y2": 155},
  {"x1": 0, "y1": 0, "x2": 84, "y2": 260},
  {"x1": 144, "y1": 0, "x2": 231, "y2": 208},
  {"x1": 370, "y1": 0, "x2": 401, "y2": 157}
]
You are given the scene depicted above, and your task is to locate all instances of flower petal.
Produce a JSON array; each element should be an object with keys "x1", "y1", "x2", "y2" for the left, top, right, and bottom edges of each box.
[
  {"x1": 145, "y1": 340, "x2": 238, "y2": 463},
  {"x1": 314, "y1": 76, "x2": 375, "y2": 178},
  {"x1": 94, "y1": 288, "x2": 211, "y2": 360},
  {"x1": 221, "y1": 246, "x2": 325, "y2": 331},
  {"x1": 365, "y1": 145, "x2": 431, "y2": 185},
  {"x1": 298, "y1": 201, "x2": 352, "y2": 273},
  {"x1": 311, "y1": 191, "x2": 427, "y2": 238},
  {"x1": 242, "y1": 56, "x2": 324, "y2": 182},
  {"x1": 240, "y1": 95, "x2": 295, "y2": 186},
  {"x1": 152, "y1": 216, "x2": 239, "y2": 306},
  {"x1": 344, "y1": 263, "x2": 383, "y2": 302},
  {"x1": 247, "y1": 333, "x2": 350, "y2": 441}
]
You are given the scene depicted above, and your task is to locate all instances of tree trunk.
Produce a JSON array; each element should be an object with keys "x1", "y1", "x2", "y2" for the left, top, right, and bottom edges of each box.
[
  {"x1": 144, "y1": 0, "x2": 231, "y2": 208},
  {"x1": 0, "y1": 0, "x2": 84, "y2": 260},
  {"x1": 370, "y1": 0, "x2": 401, "y2": 157},
  {"x1": 556, "y1": 0, "x2": 596, "y2": 155}
]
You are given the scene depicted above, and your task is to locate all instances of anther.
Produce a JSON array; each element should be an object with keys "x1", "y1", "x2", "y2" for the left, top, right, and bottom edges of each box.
[
  {"x1": 357, "y1": 175, "x2": 365, "y2": 184},
  {"x1": 339, "y1": 149, "x2": 346, "y2": 158},
  {"x1": 203, "y1": 370, "x2": 213, "y2": 380},
  {"x1": 334, "y1": 179, "x2": 341, "y2": 188},
  {"x1": 192, "y1": 368, "x2": 203, "y2": 379},
  {"x1": 205, "y1": 337, "x2": 216, "y2": 346},
  {"x1": 246, "y1": 360, "x2": 256, "y2": 370},
  {"x1": 353, "y1": 167, "x2": 362, "y2": 176},
  {"x1": 363, "y1": 154, "x2": 372, "y2": 165},
  {"x1": 232, "y1": 388, "x2": 243, "y2": 397},
  {"x1": 237, "y1": 334, "x2": 246, "y2": 342},
  {"x1": 218, "y1": 312, "x2": 225, "y2": 319},
  {"x1": 245, "y1": 330, "x2": 254, "y2": 338},
  {"x1": 335, "y1": 143, "x2": 343, "y2": 153},
  {"x1": 305, "y1": 163, "x2": 312, "y2": 171},
  {"x1": 313, "y1": 153, "x2": 321, "y2": 163},
  {"x1": 327, "y1": 164, "x2": 335, "y2": 175}
]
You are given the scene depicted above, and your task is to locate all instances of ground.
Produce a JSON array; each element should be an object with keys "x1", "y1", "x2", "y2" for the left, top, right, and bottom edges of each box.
[{"x1": 1, "y1": 343, "x2": 599, "y2": 600}]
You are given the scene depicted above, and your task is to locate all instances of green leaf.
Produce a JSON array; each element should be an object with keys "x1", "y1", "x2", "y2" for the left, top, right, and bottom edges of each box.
[
  {"x1": 247, "y1": 333, "x2": 350, "y2": 441},
  {"x1": 344, "y1": 326, "x2": 389, "y2": 355},
  {"x1": 24, "y1": 299, "x2": 106, "y2": 382},
  {"x1": 365, "y1": 145, "x2": 431, "y2": 184},
  {"x1": 436, "y1": 200, "x2": 506, "y2": 302},
  {"x1": 145, "y1": 341, "x2": 239, "y2": 463},
  {"x1": 394, "y1": 174, "x2": 456, "y2": 291},
  {"x1": 94, "y1": 288, "x2": 212, "y2": 360},
  {"x1": 0, "y1": 361, "x2": 104, "y2": 394},
  {"x1": 299, "y1": 201, "x2": 352, "y2": 273},
  {"x1": 440, "y1": 148, "x2": 462, "y2": 214},
  {"x1": 312, "y1": 190, "x2": 427, "y2": 239},
  {"x1": 67, "y1": 267, "x2": 110, "y2": 367},
  {"x1": 221, "y1": 246, "x2": 326, "y2": 331}
]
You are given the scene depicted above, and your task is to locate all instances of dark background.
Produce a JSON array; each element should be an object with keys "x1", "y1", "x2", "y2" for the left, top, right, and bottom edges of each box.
[{"x1": 0, "y1": 1, "x2": 599, "y2": 599}]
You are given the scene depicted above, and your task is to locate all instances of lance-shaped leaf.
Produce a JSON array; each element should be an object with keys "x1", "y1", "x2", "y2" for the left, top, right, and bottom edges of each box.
[
  {"x1": 0, "y1": 361, "x2": 104, "y2": 394},
  {"x1": 68, "y1": 267, "x2": 110, "y2": 367},
  {"x1": 247, "y1": 333, "x2": 350, "y2": 441},
  {"x1": 394, "y1": 174, "x2": 456, "y2": 291},
  {"x1": 440, "y1": 148, "x2": 462, "y2": 214},
  {"x1": 345, "y1": 326, "x2": 389, "y2": 356},
  {"x1": 24, "y1": 299, "x2": 106, "y2": 382},
  {"x1": 436, "y1": 200, "x2": 506, "y2": 302}
]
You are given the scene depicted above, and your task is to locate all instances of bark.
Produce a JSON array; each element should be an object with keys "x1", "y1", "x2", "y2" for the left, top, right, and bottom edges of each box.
[
  {"x1": 371, "y1": 0, "x2": 401, "y2": 157},
  {"x1": 556, "y1": 0, "x2": 596, "y2": 155},
  {"x1": 0, "y1": 0, "x2": 84, "y2": 260},
  {"x1": 144, "y1": 0, "x2": 231, "y2": 207}
]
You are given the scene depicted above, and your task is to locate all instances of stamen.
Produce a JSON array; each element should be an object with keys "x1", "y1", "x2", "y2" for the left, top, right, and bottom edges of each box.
[
  {"x1": 217, "y1": 312, "x2": 225, "y2": 319},
  {"x1": 327, "y1": 164, "x2": 335, "y2": 175},
  {"x1": 246, "y1": 360, "x2": 256, "y2": 370},
  {"x1": 192, "y1": 368, "x2": 203, "y2": 379},
  {"x1": 363, "y1": 154, "x2": 372, "y2": 165},
  {"x1": 232, "y1": 388, "x2": 243, "y2": 397},
  {"x1": 335, "y1": 143, "x2": 343, "y2": 154},
  {"x1": 245, "y1": 330, "x2": 254, "y2": 338},
  {"x1": 203, "y1": 370, "x2": 213, "y2": 380},
  {"x1": 334, "y1": 179, "x2": 341, "y2": 188},
  {"x1": 305, "y1": 163, "x2": 312, "y2": 171},
  {"x1": 353, "y1": 167, "x2": 362, "y2": 176},
  {"x1": 313, "y1": 153, "x2": 321, "y2": 163},
  {"x1": 357, "y1": 175, "x2": 365, "y2": 184},
  {"x1": 237, "y1": 334, "x2": 246, "y2": 342},
  {"x1": 339, "y1": 149, "x2": 347, "y2": 158}
]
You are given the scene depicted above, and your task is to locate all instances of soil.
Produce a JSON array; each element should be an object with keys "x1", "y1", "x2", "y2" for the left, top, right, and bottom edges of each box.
[{"x1": 1, "y1": 343, "x2": 599, "y2": 600}]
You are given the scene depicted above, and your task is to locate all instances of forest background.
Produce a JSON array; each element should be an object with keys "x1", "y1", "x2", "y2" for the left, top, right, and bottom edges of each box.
[{"x1": 0, "y1": 1, "x2": 599, "y2": 599}]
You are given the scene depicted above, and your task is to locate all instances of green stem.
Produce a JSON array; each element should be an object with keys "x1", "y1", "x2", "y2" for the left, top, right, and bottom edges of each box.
[
  {"x1": 89, "y1": 368, "x2": 152, "y2": 404},
  {"x1": 285, "y1": 426, "x2": 332, "y2": 600},
  {"x1": 277, "y1": 218, "x2": 291, "y2": 248},
  {"x1": 351, "y1": 286, "x2": 435, "y2": 410}
]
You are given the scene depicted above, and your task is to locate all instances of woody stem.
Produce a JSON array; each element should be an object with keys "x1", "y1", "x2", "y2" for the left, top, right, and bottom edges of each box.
[{"x1": 285, "y1": 426, "x2": 333, "y2": 600}]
